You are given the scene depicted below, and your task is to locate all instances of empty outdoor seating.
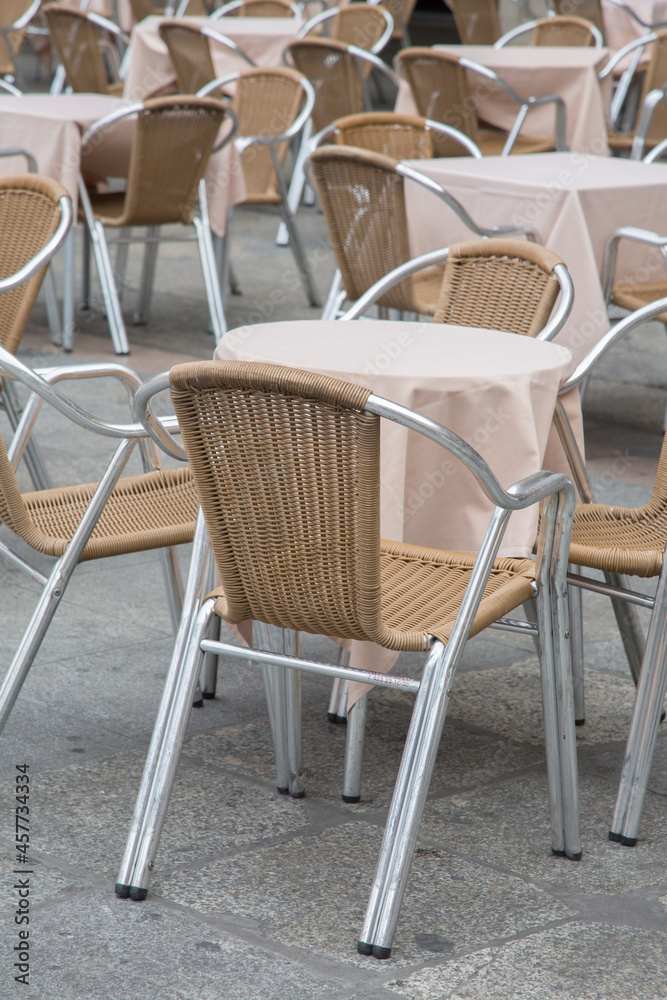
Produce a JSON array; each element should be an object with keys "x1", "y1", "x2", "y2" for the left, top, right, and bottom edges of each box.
[
  {"x1": 44, "y1": 4, "x2": 127, "y2": 95},
  {"x1": 495, "y1": 15, "x2": 604, "y2": 47}
]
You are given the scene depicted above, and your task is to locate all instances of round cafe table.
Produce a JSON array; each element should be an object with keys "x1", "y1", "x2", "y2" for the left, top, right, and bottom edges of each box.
[{"x1": 214, "y1": 317, "x2": 579, "y2": 697}]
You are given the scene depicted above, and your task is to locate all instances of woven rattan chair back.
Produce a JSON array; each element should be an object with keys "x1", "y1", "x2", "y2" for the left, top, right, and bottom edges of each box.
[
  {"x1": 159, "y1": 21, "x2": 218, "y2": 95},
  {"x1": 531, "y1": 15, "x2": 599, "y2": 45},
  {"x1": 44, "y1": 5, "x2": 121, "y2": 95},
  {"x1": 0, "y1": 174, "x2": 69, "y2": 356},
  {"x1": 396, "y1": 48, "x2": 480, "y2": 143},
  {"x1": 168, "y1": 360, "x2": 403, "y2": 644},
  {"x1": 287, "y1": 39, "x2": 365, "y2": 134},
  {"x1": 128, "y1": 0, "x2": 161, "y2": 20},
  {"x1": 551, "y1": 0, "x2": 604, "y2": 35},
  {"x1": 330, "y1": 110, "x2": 478, "y2": 159},
  {"x1": 236, "y1": 0, "x2": 295, "y2": 14},
  {"x1": 231, "y1": 67, "x2": 305, "y2": 201},
  {"x1": 433, "y1": 239, "x2": 565, "y2": 335},
  {"x1": 0, "y1": 0, "x2": 31, "y2": 76},
  {"x1": 325, "y1": 4, "x2": 390, "y2": 51},
  {"x1": 374, "y1": 0, "x2": 417, "y2": 42},
  {"x1": 309, "y1": 145, "x2": 427, "y2": 312},
  {"x1": 448, "y1": 0, "x2": 501, "y2": 45},
  {"x1": 100, "y1": 97, "x2": 228, "y2": 227}
]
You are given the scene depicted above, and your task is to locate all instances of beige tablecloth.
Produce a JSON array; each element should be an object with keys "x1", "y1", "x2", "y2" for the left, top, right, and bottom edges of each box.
[
  {"x1": 123, "y1": 14, "x2": 303, "y2": 99},
  {"x1": 395, "y1": 45, "x2": 612, "y2": 155},
  {"x1": 602, "y1": 0, "x2": 667, "y2": 47},
  {"x1": 0, "y1": 93, "x2": 246, "y2": 236},
  {"x1": 214, "y1": 318, "x2": 577, "y2": 693},
  {"x1": 403, "y1": 151, "x2": 667, "y2": 366}
]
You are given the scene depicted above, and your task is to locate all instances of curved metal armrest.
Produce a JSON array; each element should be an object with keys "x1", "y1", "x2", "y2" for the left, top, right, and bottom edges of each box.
[
  {"x1": 0, "y1": 196, "x2": 72, "y2": 295},
  {"x1": 297, "y1": 6, "x2": 393, "y2": 52},
  {"x1": 201, "y1": 26, "x2": 257, "y2": 65},
  {"x1": 211, "y1": 106, "x2": 239, "y2": 150},
  {"x1": 425, "y1": 120, "x2": 483, "y2": 158},
  {"x1": 339, "y1": 248, "x2": 450, "y2": 320},
  {"x1": 348, "y1": 44, "x2": 401, "y2": 87},
  {"x1": 3, "y1": 0, "x2": 41, "y2": 31},
  {"x1": 598, "y1": 31, "x2": 656, "y2": 79},
  {"x1": 136, "y1": 373, "x2": 189, "y2": 462},
  {"x1": 559, "y1": 294, "x2": 667, "y2": 393},
  {"x1": 199, "y1": 74, "x2": 315, "y2": 146},
  {"x1": 0, "y1": 80, "x2": 23, "y2": 97},
  {"x1": 81, "y1": 101, "x2": 143, "y2": 146},
  {"x1": 494, "y1": 20, "x2": 538, "y2": 47},
  {"x1": 395, "y1": 162, "x2": 536, "y2": 240},
  {"x1": 630, "y1": 88, "x2": 666, "y2": 159},
  {"x1": 605, "y1": 0, "x2": 667, "y2": 29},
  {"x1": 367, "y1": 392, "x2": 574, "y2": 512},
  {"x1": 0, "y1": 148, "x2": 36, "y2": 171},
  {"x1": 87, "y1": 11, "x2": 130, "y2": 44},
  {"x1": 602, "y1": 225, "x2": 667, "y2": 300},
  {"x1": 644, "y1": 135, "x2": 667, "y2": 162},
  {"x1": 536, "y1": 263, "x2": 573, "y2": 341},
  {"x1": 298, "y1": 7, "x2": 339, "y2": 35}
]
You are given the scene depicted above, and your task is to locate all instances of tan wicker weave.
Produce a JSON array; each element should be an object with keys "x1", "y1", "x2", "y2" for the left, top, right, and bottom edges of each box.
[
  {"x1": 129, "y1": 0, "x2": 167, "y2": 20},
  {"x1": 306, "y1": 4, "x2": 389, "y2": 52},
  {"x1": 330, "y1": 110, "x2": 478, "y2": 160},
  {"x1": 608, "y1": 31, "x2": 667, "y2": 153},
  {"x1": 83, "y1": 96, "x2": 228, "y2": 227},
  {"x1": 169, "y1": 360, "x2": 536, "y2": 650},
  {"x1": 434, "y1": 239, "x2": 565, "y2": 335},
  {"x1": 447, "y1": 0, "x2": 501, "y2": 45},
  {"x1": 396, "y1": 48, "x2": 554, "y2": 156},
  {"x1": 309, "y1": 144, "x2": 443, "y2": 314},
  {"x1": 0, "y1": 0, "x2": 31, "y2": 77},
  {"x1": 44, "y1": 4, "x2": 124, "y2": 95},
  {"x1": 230, "y1": 68, "x2": 306, "y2": 204},
  {"x1": 159, "y1": 20, "x2": 218, "y2": 96},
  {"x1": 610, "y1": 281, "x2": 667, "y2": 323},
  {"x1": 570, "y1": 433, "x2": 667, "y2": 577},
  {"x1": 0, "y1": 174, "x2": 69, "y2": 356},
  {"x1": 375, "y1": 0, "x2": 417, "y2": 42},
  {"x1": 551, "y1": 0, "x2": 604, "y2": 35},
  {"x1": 287, "y1": 39, "x2": 365, "y2": 134},
  {"x1": 233, "y1": 0, "x2": 295, "y2": 15},
  {"x1": 530, "y1": 15, "x2": 599, "y2": 46}
]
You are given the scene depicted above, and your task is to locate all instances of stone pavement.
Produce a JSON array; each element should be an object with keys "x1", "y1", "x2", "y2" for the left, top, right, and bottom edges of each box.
[{"x1": 1, "y1": 194, "x2": 667, "y2": 1000}]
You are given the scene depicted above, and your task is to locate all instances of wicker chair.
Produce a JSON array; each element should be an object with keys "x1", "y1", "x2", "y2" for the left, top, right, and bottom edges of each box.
[
  {"x1": 447, "y1": 0, "x2": 501, "y2": 44},
  {"x1": 307, "y1": 145, "x2": 534, "y2": 319},
  {"x1": 0, "y1": 0, "x2": 41, "y2": 89},
  {"x1": 340, "y1": 238, "x2": 574, "y2": 343},
  {"x1": 395, "y1": 48, "x2": 566, "y2": 156},
  {"x1": 0, "y1": 343, "x2": 200, "y2": 743},
  {"x1": 315, "y1": 109, "x2": 483, "y2": 160},
  {"x1": 77, "y1": 95, "x2": 236, "y2": 355},
  {"x1": 159, "y1": 19, "x2": 255, "y2": 97},
  {"x1": 211, "y1": 0, "x2": 300, "y2": 16},
  {"x1": 298, "y1": 4, "x2": 393, "y2": 56},
  {"x1": 198, "y1": 68, "x2": 320, "y2": 307},
  {"x1": 599, "y1": 31, "x2": 667, "y2": 150},
  {"x1": 602, "y1": 225, "x2": 667, "y2": 323},
  {"x1": 495, "y1": 15, "x2": 604, "y2": 47},
  {"x1": 115, "y1": 359, "x2": 580, "y2": 960},
  {"x1": 550, "y1": 0, "x2": 604, "y2": 36},
  {"x1": 550, "y1": 293, "x2": 667, "y2": 849},
  {"x1": 44, "y1": 4, "x2": 128, "y2": 95}
]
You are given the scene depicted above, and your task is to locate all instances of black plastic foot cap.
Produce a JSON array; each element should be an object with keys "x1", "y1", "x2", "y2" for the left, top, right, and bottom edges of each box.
[
  {"x1": 566, "y1": 850, "x2": 583, "y2": 861},
  {"x1": 115, "y1": 882, "x2": 130, "y2": 898},
  {"x1": 342, "y1": 794, "x2": 360, "y2": 803},
  {"x1": 335, "y1": 714, "x2": 348, "y2": 725},
  {"x1": 661, "y1": 710, "x2": 666, "y2": 723},
  {"x1": 129, "y1": 886, "x2": 148, "y2": 901},
  {"x1": 575, "y1": 717, "x2": 585, "y2": 727},
  {"x1": 620, "y1": 834, "x2": 637, "y2": 847},
  {"x1": 192, "y1": 698, "x2": 204, "y2": 709},
  {"x1": 608, "y1": 830, "x2": 621, "y2": 842},
  {"x1": 289, "y1": 789, "x2": 305, "y2": 799},
  {"x1": 357, "y1": 941, "x2": 373, "y2": 956},
  {"x1": 327, "y1": 712, "x2": 338, "y2": 723},
  {"x1": 277, "y1": 785, "x2": 289, "y2": 795},
  {"x1": 201, "y1": 691, "x2": 216, "y2": 700},
  {"x1": 552, "y1": 847, "x2": 566, "y2": 857},
  {"x1": 373, "y1": 945, "x2": 392, "y2": 960}
]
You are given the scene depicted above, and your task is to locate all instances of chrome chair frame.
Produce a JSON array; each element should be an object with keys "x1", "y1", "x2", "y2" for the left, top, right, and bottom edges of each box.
[
  {"x1": 77, "y1": 99, "x2": 237, "y2": 355},
  {"x1": 597, "y1": 30, "x2": 667, "y2": 131},
  {"x1": 494, "y1": 16, "x2": 604, "y2": 48},
  {"x1": 197, "y1": 72, "x2": 320, "y2": 307},
  {"x1": 114, "y1": 365, "x2": 580, "y2": 961},
  {"x1": 311, "y1": 116, "x2": 484, "y2": 158},
  {"x1": 339, "y1": 245, "x2": 575, "y2": 338},
  {"x1": 210, "y1": 0, "x2": 301, "y2": 16},
  {"x1": 296, "y1": 5, "x2": 394, "y2": 54},
  {"x1": 48, "y1": 9, "x2": 130, "y2": 95},
  {"x1": 0, "y1": 0, "x2": 41, "y2": 91},
  {"x1": 552, "y1": 293, "x2": 667, "y2": 847},
  {"x1": 308, "y1": 156, "x2": 537, "y2": 319},
  {"x1": 602, "y1": 225, "x2": 667, "y2": 308}
]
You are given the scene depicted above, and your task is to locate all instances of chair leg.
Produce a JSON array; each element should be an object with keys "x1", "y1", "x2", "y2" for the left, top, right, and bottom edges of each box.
[
  {"x1": 194, "y1": 216, "x2": 227, "y2": 343},
  {"x1": 342, "y1": 693, "x2": 367, "y2": 803},
  {"x1": 568, "y1": 570, "x2": 585, "y2": 725},
  {"x1": 321, "y1": 269, "x2": 344, "y2": 321},
  {"x1": 62, "y1": 227, "x2": 76, "y2": 352},
  {"x1": 158, "y1": 546, "x2": 184, "y2": 634},
  {"x1": 116, "y1": 513, "x2": 211, "y2": 899},
  {"x1": 89, "y1": 219, "x2": 130, "y2": 355},
  {"x1": 255, "y1": 622, "x2": 304, "y2": 797},
  {"x1": 276, "y1": 118, "x2": 312, "y2": 247},
  {"x1": 115, "y1": 227, "x2": 131, "y2": 305},
  {"x1": 201, "y1": 614, "x2": 220, "y2": 699},
  {"x1": 609, "y1": 558, "x2": 667, "y2": 846},
  {"x1": 44, "y1": 267, "x2": 62, "y2": 346},
  {"x1": 133, "y1": 227, "x2": 159, "y2": 326},
  {"x1": 606, "y1": 572, "x2": 646, "y2": 687},
  {"x1": 2, "y1": 380, "x2": 52, "y2": 492},
  {"x1": 81, "y1": 223, "x2": 91, "y2": 312}
]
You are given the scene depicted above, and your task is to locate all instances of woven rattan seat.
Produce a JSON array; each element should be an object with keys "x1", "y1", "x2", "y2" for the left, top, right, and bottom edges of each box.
[
  {"x1": 116, "y1": 358, "x2": 580, "y2": 958},
  {"x1": 44, "y1": 5, "x2": 125, "y2": 95},
  {"x1": 433, "y1": 239, "x2": 565, "y2": 334},
  {"x1": 447, "y1": 0, "x2": 501, "y2": 45},
  {"x1": 396, "y1": 48, "x2": 556, "y2": 156}
]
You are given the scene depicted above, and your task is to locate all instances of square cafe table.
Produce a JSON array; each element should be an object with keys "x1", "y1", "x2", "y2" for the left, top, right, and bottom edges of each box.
[{"x1": 395, "y1": 45, "x2": 612, "y2": 155}]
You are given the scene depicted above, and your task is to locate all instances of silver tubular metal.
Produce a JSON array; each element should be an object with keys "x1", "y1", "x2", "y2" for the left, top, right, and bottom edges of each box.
[
  {"x1": 114, "y1": 226, "x2": 131, "y2": 304},
  {"x1": 342, "y1": 693, "x2": 367, "y2": 802},
  {"x1": 63, "y1": 226, "x2": 76, "y2": 352},
  {"x1": 0, "y1": 195, "x2": 72, "y2": 293},
  {"x1": 566, "y1": 572, "x2": 655, "y2": 610},
  {"x1": 568, "y1": 569, "x2": 585, "y2": 724},
  {"x1": 644, "y1": 136, "x2": 667, "y2": 161},
  {"x1": 335, "y1": 677, "x2": 349, "y2": 722},
  {"x1": 159, "y1": 547, "x2": 185, "y2": 635},
  {"x1": 1, "y1": 380, "x2": 52, "y2": 491},
  {"x1": 328, "y1": 676, "x2": 342, "y2": 721},
  {"x1": 537, "y1": 264, "x2": 574, "y2": 339},
  {"x1": 321, "y1": 268, "x2": 344, "y2": 320},
  {"x1": 630, "y1": 88, "x2": 666, "y2": 160},
  {"x1": 395, "y1": 161, "x2": 536, "y2": 240},
  {"x1": 269, "y1": 145, "x2": 321, "y2": 308},
  {"x1": 201, "y1": 615, "x2": 221, "y2": 698},
  {"x1": 489, "y1": 615, "x2": 539, "y2": 635},
  {"x1": 194, "y1": 180, "x2": 227, "y2": 341},
  {"x1": 116, "y1": 513, "x2": 211, "y2": 897},
  {"x1": 494, "y1": 19, "x2": 538, "y2": 46},
  {"x1": 339, "y1": 249, "x2": 450, "y2": 321},
  {"x1": 276, "y1": 117, "x2": 313, "y2": 247},
  {"x1": 135, "y1": 373, "x2": 189, "y2": 463},
  {"x1": 0, "y1": 539, "x2": 47, "y2": 586},
  {"x1": 201, "y1": 27, "x2": 257, "y2": 66},
  {"x1": 602, "y1": 227, "x2": 667, "y2": 304},
  {"x1": 0, "y1": 437, "x2": 137, "y2": 736},
  {"x1": 133, "y1": 227, "x2": 160, "y2": 325},
  {"x1": 44, "y1": 268, "x2": 62, "y2": 346},
  {"x1": 425, "y1": 120, "x2": 483, "y2": 158},
  {"x1": 611, "y1": 555, "x2": 667, "y2": 845},
  {"x1": 254, "y1": 622, "x2": 290, "y2": 793},
  {"x1": 81, "y1": 221, "x2": 91, "y2": 312}
]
